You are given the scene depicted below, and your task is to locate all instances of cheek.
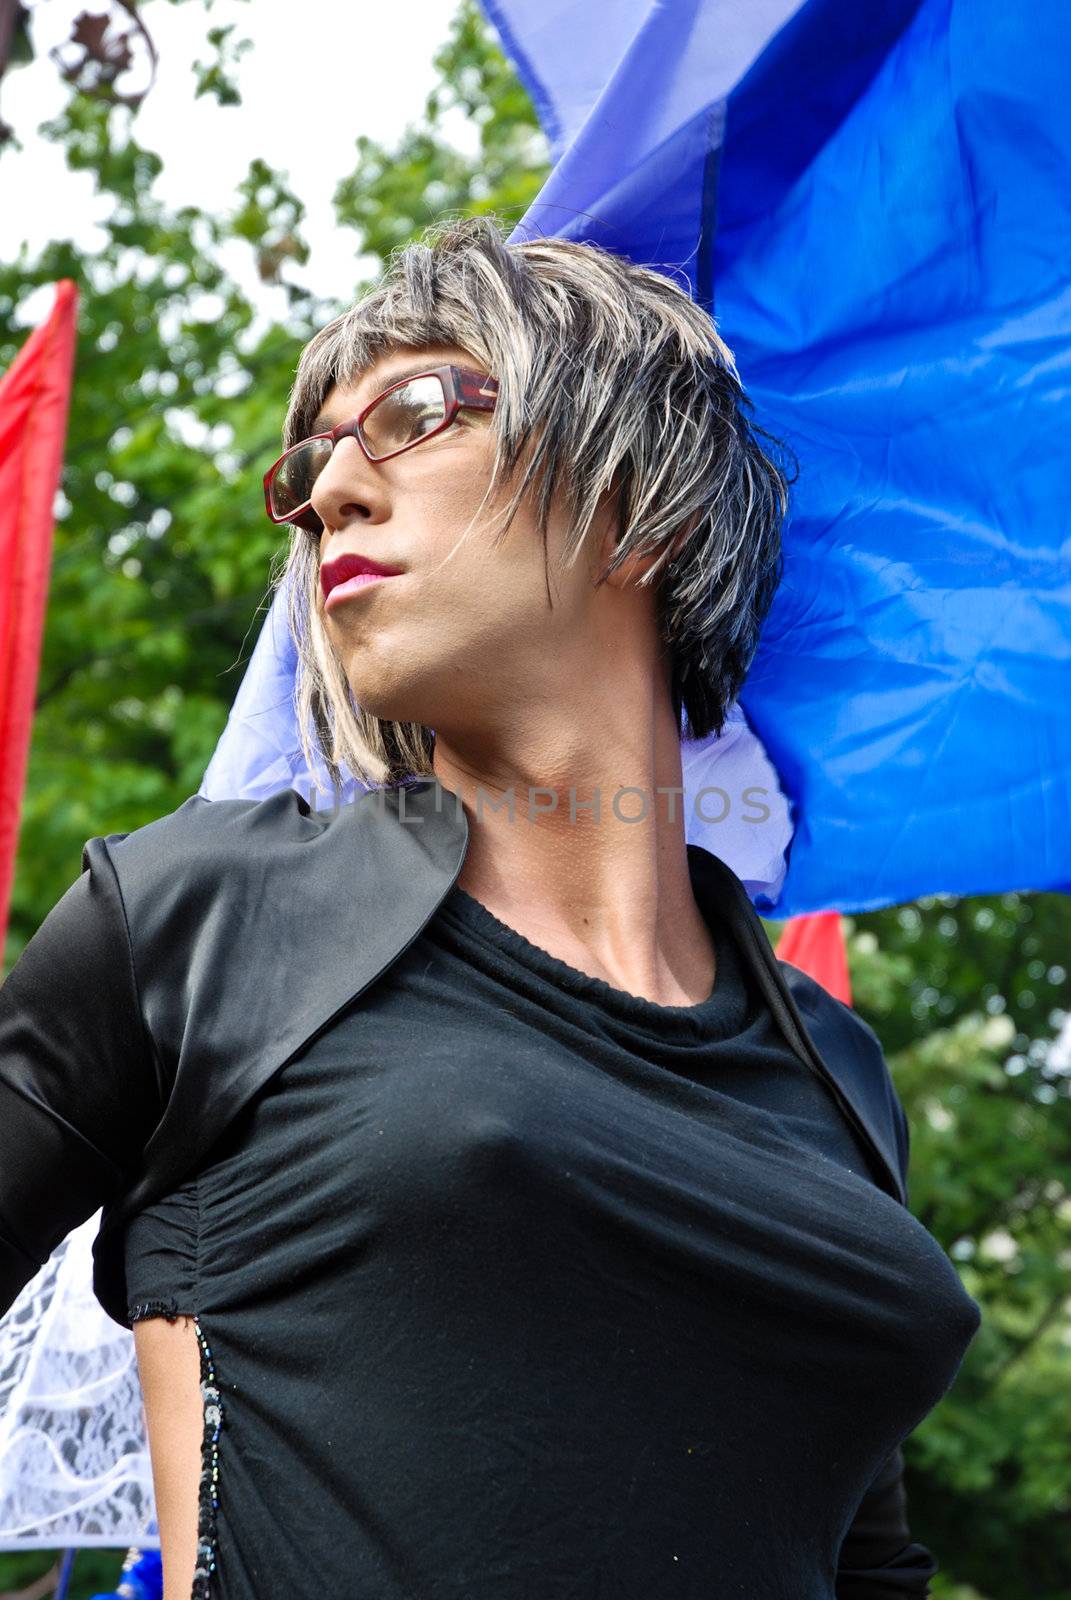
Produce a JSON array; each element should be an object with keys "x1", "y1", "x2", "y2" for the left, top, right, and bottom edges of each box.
[
  {"x1": 409, "y1": 468, "x2": 526, "y2": 582},
  {"x1": 400, "y1": 453, "x2": 579, "y2": 628}
]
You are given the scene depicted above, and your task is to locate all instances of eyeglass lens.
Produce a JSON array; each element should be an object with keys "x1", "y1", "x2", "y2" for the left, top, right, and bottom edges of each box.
[
  {"x1": 362, "y1": 375, "x2": 447, "y2": 459},
  {"x1": 270, "y1": 375, "x2": 448, "y2": 520}
]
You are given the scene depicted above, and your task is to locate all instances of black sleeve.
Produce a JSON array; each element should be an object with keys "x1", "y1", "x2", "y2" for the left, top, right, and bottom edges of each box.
[
  {"x1": 836, "y1": 1444, "x2": 938, "y2": 1597},
  {"x1": 0, "y1": 835, "x2": 161, "y2": 1317}
]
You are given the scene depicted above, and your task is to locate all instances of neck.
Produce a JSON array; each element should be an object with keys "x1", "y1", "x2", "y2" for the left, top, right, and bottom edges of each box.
[{"x1": 430, "y1": 662, "x2": 717, "y2": 1007}]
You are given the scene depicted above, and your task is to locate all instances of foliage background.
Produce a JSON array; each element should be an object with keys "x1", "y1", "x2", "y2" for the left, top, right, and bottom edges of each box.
[{"x1": 1, "y1": 2, "x2": 1068, "y2": 1594}]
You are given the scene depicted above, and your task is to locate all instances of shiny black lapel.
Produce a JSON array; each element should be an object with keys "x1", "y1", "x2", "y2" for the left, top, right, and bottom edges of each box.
[
  {"x1": 100, "y1": 778, "x2": 469, "y2": 1233},
  {"x1": 100, "y1": 775, "x2": 904, "y2": 1245},
  {"x1": 687, "y1": 847, "x2": 907, "y2": 1206}
]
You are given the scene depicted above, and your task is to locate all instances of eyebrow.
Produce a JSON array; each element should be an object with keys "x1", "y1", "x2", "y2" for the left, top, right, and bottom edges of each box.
[{"x1": 311, "y1": 363, "x2": 455, "y2": 435}]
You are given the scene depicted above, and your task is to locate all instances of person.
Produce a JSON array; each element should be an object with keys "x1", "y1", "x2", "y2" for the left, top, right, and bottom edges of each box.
[
  {"x1": 89, "y1": 1538, "x2": 164, "y2": 1600},
  {"x1": 0, "y1": 214, "x2": 981, "y2": 1599}
]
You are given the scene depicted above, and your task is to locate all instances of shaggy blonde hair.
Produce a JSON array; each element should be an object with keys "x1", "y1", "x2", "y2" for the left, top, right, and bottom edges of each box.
[{"x1": 276, "y1": 214, "x2": 791, "y2": 798}]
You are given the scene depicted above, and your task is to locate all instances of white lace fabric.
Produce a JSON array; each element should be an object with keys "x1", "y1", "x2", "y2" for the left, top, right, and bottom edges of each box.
[{"x1": 0, "y1": 1213, "x2": 157, "y2": 1550}]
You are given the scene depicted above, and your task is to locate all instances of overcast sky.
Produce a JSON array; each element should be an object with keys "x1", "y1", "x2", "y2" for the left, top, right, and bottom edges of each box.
[{"x1": 3, "y1": 0, "x2": 474, "y2": 322}]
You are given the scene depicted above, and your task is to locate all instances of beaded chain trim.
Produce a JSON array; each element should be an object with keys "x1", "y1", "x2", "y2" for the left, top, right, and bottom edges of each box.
[
  {"x1": 128, "y1": 1303, "x2": 224, "y2": 1597},
  {"x1": 192, "y1": 1317, "x2": 224, "y2": 1598}
]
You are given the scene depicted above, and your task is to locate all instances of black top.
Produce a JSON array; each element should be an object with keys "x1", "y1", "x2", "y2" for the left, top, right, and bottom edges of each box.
[{"x1": 125, "y1": 883, "x2": 980, "y2": 1599}]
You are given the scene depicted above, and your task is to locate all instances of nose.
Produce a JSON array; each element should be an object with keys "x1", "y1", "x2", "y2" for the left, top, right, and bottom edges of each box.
[{"x1": 310, "y1": 435, "x2": 391, "y2": 532}]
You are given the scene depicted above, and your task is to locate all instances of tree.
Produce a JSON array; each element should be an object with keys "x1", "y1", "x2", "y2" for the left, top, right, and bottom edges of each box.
[{"x1": 845, "y1": 892, "x2": 1071, "y2": 1597}]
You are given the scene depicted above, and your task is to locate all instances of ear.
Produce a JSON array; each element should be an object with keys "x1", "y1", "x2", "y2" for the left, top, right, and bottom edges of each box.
[{"x1": 599, "y1": 510, "x2": 698, "y2": 589}]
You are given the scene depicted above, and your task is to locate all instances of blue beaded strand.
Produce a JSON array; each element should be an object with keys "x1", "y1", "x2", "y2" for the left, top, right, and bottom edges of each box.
[{"x1": 190, "y1": 1318, "x2": 224, "y2": 1599}]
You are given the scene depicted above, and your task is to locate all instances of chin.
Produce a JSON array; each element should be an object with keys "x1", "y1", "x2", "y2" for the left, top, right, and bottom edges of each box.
[
  {"x1": 340, "y1": 631, "x2": 467, "y2": 729},
  {"x1": 342, "y1": 667, "x2": 436, "y2": 730}
]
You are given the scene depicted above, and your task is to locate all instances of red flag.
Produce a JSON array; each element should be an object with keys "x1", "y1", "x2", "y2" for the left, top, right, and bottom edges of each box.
[
  {"x1": 0, "y1": 281, "x2": 78, "y2": 957},
  {"x1": 775, "y1": 910, "x2": 852, "y2": 1007}
]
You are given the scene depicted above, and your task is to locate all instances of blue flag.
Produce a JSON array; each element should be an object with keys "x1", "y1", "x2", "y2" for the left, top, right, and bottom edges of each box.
[
  {"x1": 471, "y1": 0, "x2": 1071, "y2": 914},
  {"x1": 201, "y1": 0, "x2": 1071, "y2": 915}
]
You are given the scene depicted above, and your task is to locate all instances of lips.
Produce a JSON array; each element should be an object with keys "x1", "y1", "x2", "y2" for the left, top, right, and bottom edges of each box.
[{"x1": 320, "y1": 552, "x2": 404, "y2": 604}]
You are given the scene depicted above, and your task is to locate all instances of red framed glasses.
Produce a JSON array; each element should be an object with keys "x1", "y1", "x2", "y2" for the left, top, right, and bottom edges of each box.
[{"x1": 263, "y1": 364, "x2": 499, "y2": 537}]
